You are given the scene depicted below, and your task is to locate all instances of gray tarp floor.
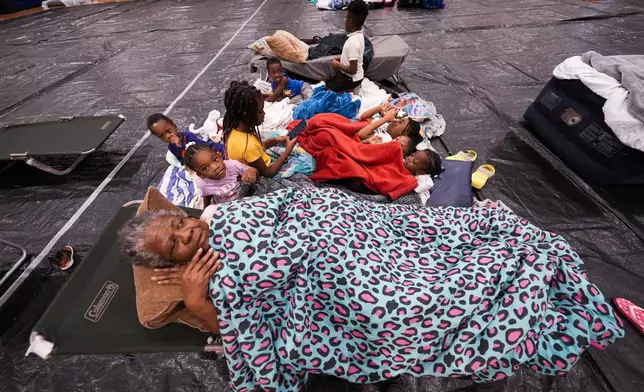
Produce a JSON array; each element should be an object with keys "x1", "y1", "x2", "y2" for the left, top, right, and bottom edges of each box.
[{"x1": 1, "y1": 0, "x2": 644, "y2": 391}]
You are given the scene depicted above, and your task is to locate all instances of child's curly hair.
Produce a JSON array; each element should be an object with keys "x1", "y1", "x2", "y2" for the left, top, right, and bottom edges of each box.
[
  {"x1": 401, "y1": 119, "x2": 421, "y2": 138},
  {"x1": 402, "y1": 120, "x2": 423, "y2": 153}
]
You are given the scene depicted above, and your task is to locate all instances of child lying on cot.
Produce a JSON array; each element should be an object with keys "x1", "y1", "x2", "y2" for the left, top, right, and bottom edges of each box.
[
  {"x1": 182, "y1": 141, "x2": 258, "y2": 207},
  {"x1": 147, "y1": 113, "x2": 224, "y2": 165},
  {"x1": 224, "y1": 81, "x2": 298, "y2": 178},
  {"x1": 264, "y1": 58, "x2": 313, "y2": 104}
]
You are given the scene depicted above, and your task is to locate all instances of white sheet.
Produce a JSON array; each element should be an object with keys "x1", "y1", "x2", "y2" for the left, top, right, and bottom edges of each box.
[
  {"x1": 259, "y1": 99, "x2": 295, "y2": 139},
  {"x1": 553, "y1": 56, "x2": 644, "y2": 152},
  {"x1": 356, "y1": 79, "x2": 391, "y2": 116}
]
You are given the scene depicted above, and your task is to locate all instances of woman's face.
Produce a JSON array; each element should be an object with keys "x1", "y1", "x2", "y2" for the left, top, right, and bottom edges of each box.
[{"x1": 143, "y1": 215, "x2": 210, "y2": 263}]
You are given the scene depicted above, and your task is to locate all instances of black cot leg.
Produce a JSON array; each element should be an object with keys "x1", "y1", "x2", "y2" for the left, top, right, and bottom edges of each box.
[{"x1": 0, "y1": 239, "x2": 29, "y2": 289}]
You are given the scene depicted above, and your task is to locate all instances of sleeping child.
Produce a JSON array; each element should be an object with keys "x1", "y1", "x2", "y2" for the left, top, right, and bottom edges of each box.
[
  {"x1": 264, "y1": 58, "x2": 313, "y2": 104},
  {"x1": 183, "y1": 141, "x2": 258, "y2": 207},
  {"x1": 344, "y1": 148, "x2": 441, "y2": 195},
  {"x1": 404, "y1": 148, "x2": 442, "y2": 176},
  {"x1": 147, "y1": 113, "x2": 224, "y2": 165}
]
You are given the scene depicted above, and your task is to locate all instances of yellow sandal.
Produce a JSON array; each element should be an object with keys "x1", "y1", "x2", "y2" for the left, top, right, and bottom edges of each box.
[
  {"x1": 472, "y1": 164, "x2": 496, "y2": 190},
  {"x1": 446, "y1": 149, "x2": 477, "y2": 162}
]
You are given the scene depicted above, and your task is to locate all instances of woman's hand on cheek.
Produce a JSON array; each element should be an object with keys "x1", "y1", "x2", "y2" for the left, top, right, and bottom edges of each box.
[
  {"x1": 181, "y1": 248, "x2": 223, "y2": 313},
  {"x1": 151, "y1": 265, "x2": 185, "y2": 285}
]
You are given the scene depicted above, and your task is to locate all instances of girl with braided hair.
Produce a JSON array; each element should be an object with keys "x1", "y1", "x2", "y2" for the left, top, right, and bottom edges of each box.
[
  {"x1": 183, "y1": 141, "x2": 258, "y2": 207},
  {"x1": 223, "y1": 81, "x2": 297, "y2": 178}
]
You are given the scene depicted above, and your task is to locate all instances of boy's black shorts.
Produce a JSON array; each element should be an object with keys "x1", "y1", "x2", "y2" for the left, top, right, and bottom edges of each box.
[{"x1": 325, "y1": 71, "x2": 363, "y2": 93}]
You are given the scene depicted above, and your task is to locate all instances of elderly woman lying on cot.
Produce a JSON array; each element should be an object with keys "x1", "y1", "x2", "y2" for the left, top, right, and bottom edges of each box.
[{"x1": 119, "y1": 187, "x2": 622, "y2": 391}]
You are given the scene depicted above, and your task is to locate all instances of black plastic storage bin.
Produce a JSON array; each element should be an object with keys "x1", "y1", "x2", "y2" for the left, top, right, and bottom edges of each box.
[{"x1": 524, "y1": 77, "x2": 644, "y2": 186}]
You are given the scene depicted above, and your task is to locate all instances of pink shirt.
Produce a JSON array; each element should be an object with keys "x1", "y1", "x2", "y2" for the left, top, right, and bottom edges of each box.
[{"x1": 194, "y1": 160, "x2": 249, "y2": 203}]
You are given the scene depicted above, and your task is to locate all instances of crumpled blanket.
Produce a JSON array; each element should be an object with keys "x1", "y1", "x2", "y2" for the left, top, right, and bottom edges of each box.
[
  {"x1": 263, "y1": 132, "x2": 316, "y2": 180},
  {"x1": 293, "y1": 86, "x2": 361, "y2": 121},
  {"x1": 315, "y1": 0, "x2": 349, "y2": 10},
  {"x1": 581, "y1": 51, "x2": 644, "y2": 124},
  {"x1": 157, "y1": 165, "x2": 200, "y2": 208},
  {"x1": 297, "y1": 113, "x2": 418, "y2": 199},
  {"x1": 391, "y1": 92, "x2": 447, "y2": 141},
  {"x1": 259, "y1": 99, "x2": 295, "y2": 139},
  {"x1": 251, "y1": 174, "x2": 422, "y2": 205},
  {"x1": 209, "y1": 187, "x2": 624, "y2": 391}
]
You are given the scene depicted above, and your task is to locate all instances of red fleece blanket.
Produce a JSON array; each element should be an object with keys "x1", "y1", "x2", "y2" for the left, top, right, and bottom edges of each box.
[{"x1": 293, "y1": 113, "x2": 418, "y2": 200}]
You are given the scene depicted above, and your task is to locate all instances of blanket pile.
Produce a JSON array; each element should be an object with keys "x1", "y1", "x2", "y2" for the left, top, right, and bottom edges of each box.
[
  {"x1": 209, "y1": 187, "x2": 623, "y2": 391},
  {"x1": 293, "y1": 86, "x2": 360, "y2": 121}
]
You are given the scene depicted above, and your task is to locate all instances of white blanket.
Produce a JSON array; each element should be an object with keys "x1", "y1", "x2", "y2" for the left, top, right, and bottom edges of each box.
[
  {"x1": 259, "y1": 99, "x2": 295, "y2": 139},
  {"x1": 553, "y1": 56, "x2": 644, "y2": 152},
  {"x1": 356, "y1": 79, "x2": 391, "y2": 116}
]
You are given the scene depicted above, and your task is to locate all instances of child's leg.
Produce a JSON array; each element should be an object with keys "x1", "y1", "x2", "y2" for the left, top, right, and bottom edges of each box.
[
  {"x1": 326, "y1": 71, "x2": 357, "y2": 93},
  {"x1": 289, "y1": 95, "x2": 304, "y2": 105},
  {"x1": 301, "y1": 83, "x2": 313, "y2": 100}
]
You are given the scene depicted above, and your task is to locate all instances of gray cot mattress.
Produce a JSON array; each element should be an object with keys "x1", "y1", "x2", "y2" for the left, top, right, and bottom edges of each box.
[{"x1": 250, "y1": 35, "x2": 410, "y2": 82}]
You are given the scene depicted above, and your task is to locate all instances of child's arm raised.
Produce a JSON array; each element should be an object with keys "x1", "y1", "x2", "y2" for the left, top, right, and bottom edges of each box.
[
  {"x1": 359, "y1": 102, "x2": 393, "y2": 121},
  {"x1": 265, "y1": 77, "x2": 288, "y2": 103},
  {"x1": 357, "y1": 108, "x2": 397, "y2": 140},
  {"x1": 249, "y1": 137, "x2": 297, "y2": 178}
]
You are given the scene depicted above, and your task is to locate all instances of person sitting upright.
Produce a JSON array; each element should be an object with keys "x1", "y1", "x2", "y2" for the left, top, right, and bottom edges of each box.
[
  {"x1": 182, "y1": 142, "x2": 258, "y2": 207},
  {"x1": 326, "y1": 0, "x2": 369, "y2": 93},
  {"x1": 223, "y1": 81, "x2": 297, "y2": 178},
  {"x1": 264, "y1": 58, "x2": 313, "y2": 104}
]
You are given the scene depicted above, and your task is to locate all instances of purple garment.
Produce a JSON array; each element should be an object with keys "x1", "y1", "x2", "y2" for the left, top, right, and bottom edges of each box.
[
  {"x1": 194, "y1": 160, "x2": 248, "y2": 203},
  {"x1": 168, "y1": 131, "x2": 225, "y2": 165}
]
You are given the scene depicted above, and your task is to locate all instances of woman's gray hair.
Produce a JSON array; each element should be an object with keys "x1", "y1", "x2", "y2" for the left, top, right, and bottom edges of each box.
[{"x1": 118, "y1": 209, "x2": 188, "y2": 268}]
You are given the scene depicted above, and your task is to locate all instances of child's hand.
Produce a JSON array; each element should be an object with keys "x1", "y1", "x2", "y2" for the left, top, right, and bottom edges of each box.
[
  {"x1": 273, "y1": 135, "x2": 288, "y2": 144},
  {"x1": 331, "y1": 59, "x2": 341, "y2": 70},
  {"x1": 241, "y1": 167, "x2": 259, "y2": 184},
  {"x1": 383, "y1": 108, "x2": 398, "y2": 121},
  {"x1": 333, "y1": 56, "x2": 341, "y2": 62},
  {"x1": 379, "y1": 102, "x2": 393, "y2": 115},
  {"x1": 285, "y1": 136, "x2": 298, "y2": 152}
]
